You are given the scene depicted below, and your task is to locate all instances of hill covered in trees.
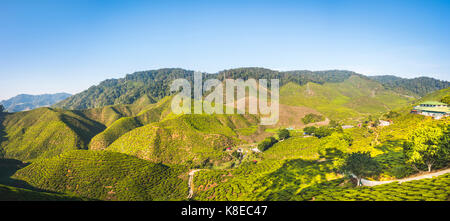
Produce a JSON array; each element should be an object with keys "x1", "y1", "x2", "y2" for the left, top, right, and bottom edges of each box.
[
  {"x1": 369, "y1": 75, "x2": 449, "y2": 97},
  {"x1": 1, "y1": 67, "x2": 449, "y2": 201},
  {"x1": 0, "y1": 93, "x2": 71, "y2": 112},
  {"x1": 54, "y1": 68, "x2": 449, "y2": 110}
]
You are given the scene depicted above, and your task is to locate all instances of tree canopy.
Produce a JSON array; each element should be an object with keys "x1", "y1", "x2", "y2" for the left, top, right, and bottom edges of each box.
[
  {"x1": 340, "y1": 151, "x2": 380, "y2": 186},
  {"x1": 278, "y1": 129, "x2": 290, "y2": 140},
  {"x1": 403, "y1": 125, "x2": 449, "y2": 172}
]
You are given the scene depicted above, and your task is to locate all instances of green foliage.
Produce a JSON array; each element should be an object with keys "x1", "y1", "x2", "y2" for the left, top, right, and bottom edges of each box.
[
  {"x1": 258, "y1": 136, "x2": 278, "y2": 151},
  {"x1": 370, "y1": 75, "x2": 450, "y2": 97},
  {"x1": 340, "y1": 151, "x2": 380, "y2": 185},
  {"x1": 304, "y1": 126, "x2": 333, "y2": 138},
  {"x1": 278, "y1": 129, "x2": 290, "y2": 140},
  {"x1": 54, "y1": 68, "x2": 201, "y2": 110},
  {"x1": 279, "y1": 75, "x2": 416, "y2": 122},
  {"x1": 264, "y1": 137, "x2": 321, "y2": 160},
  {"x1": 0, "y1": 107, "x2": 105, "y2": 161},
  {"x1": 13, "y1": 150, "x2": 189, "y2": 201},
  {"x1": 302, "y1": 113, "x2": 325, "y2": 124},
  {"x1": 107, "y1": 114, "x2": 255, "y2": 166},
  {"x1": 384, "y1": 111, "x2": 400, "y2": 120},
  {"x1": 404, "y1": 125, "x2": 449, "y2": 172},
  {"x1": 300, "y1": 173, "x2": 450, "y2": 201},
  {"x1": 88, "y1": 96, "x2": 173, "y2": 150},
  {"x1": 441, "y1": 95, "x2": 450, "y2": 105},
  {"x1": 0, "y1": 104, "x2": 4, "y2": 113}
]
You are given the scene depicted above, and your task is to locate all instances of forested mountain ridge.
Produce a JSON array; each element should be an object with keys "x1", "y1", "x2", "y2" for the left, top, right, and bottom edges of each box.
[
  {"x1": 54, "y1": 68, "x2": 199, "y2": 110},
  {"x1": 54, "y1": 68, "x2": 449, "y2": 110},
  {"x1": 1, "y1": 93, "x2": 71, "y2": 112},
  {"x1": 369, "y1": 75, "x2": 449, "y2": 97}
]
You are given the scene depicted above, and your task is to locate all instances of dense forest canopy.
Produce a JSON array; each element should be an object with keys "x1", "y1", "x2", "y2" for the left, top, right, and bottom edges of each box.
[
  {"x1": 369, "y1": 75, "x2": 450, "y2": 97},
  {"x1": 54, "y1": 68, "x2": 450, "y2": 110}
]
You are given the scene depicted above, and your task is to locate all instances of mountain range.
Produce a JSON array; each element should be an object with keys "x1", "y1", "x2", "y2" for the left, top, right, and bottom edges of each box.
[{"x1": 0, "y1": 93, "x2": 71, "y2": 112}]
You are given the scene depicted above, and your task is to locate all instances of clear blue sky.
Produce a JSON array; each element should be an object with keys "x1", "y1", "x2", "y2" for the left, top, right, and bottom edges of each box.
[{"x1": 1, "y1": 0, "x2": 450, "y2": 100}]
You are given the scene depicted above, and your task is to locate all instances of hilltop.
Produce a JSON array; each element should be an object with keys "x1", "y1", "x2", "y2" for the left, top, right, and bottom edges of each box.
[
  {"x1": 0, "y1": 107, "x2": 105, "y2": 161},
  {"x1": 54, "y1": 68, "x2": 449, "y2": 110}
]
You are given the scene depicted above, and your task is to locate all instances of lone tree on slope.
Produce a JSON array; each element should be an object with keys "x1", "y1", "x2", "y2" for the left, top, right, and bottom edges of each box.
[
  {"x1": 340, "y1": 151, "x2": 380, "y2": 186},
  {"x1": 404, "y1": 125, "x2": 449, "y2": 172}
]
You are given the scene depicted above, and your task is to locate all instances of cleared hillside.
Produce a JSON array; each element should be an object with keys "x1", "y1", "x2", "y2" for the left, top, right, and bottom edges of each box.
[{"x1": 280, "y1": 75, "x2": 416, "y2": 122}]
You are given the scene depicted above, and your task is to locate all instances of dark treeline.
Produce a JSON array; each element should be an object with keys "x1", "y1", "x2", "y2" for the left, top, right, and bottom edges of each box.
[{"x1": 54, "y1": 67, "x2": 449, "y2": 110}]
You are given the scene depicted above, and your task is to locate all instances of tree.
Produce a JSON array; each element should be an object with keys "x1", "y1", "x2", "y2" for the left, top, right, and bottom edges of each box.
[
  {"x1": 403, "y1": 126, "x2": 447, "y2": 172},
  {"x1": 384, "y1": 111, "x2": 400, "y2": 119},
  {"x1": 0, "y1": 104, "x2": 4, "y2": 113},
  {"x1": 340, "y1": 151, "x2": 379, "y2": 186},
  {"x1": 314, "y1": 126, "x2": 332, "y2": 138},
  {"x1": 303, "y1": 126, "x2": 316, "y2": 135},
  {"x1": 278, "y1": 129, "x2": 290, "y2": 140},
  {"x1": 441, "y1": 95, "x2": 450, "y2": 105},
  {"x1": 257, "y1": 136, "x2": 278, "y2": 151}
]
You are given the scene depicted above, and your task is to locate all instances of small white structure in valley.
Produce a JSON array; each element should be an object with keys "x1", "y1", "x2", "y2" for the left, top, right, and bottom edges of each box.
[
  {"x1": 379, "y1": 120, "x2": 391, "y2": 127},
  {"x1": 342, "y1": 125, "x2": 354, "y2": 129}
]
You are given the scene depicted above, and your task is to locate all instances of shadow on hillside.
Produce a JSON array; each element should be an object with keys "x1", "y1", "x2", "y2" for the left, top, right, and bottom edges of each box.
[
  {"x1": 373, "y1": 139, "x2": 405, "y2": 153},
  {"x1": 0, "y1": 158, "x2": 56, "y2": 193},
  {"x1": 255, "y1": 158, "x2": 337, "y2": 201},
  {"x1": 0, "y1": 113, "x2": 7, "y2": 154}
]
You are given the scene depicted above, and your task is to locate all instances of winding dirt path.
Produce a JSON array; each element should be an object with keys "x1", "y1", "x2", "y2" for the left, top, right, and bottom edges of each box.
[
  {"x1": 188, "y1": 169, "x2": 202, "y2": 199},
  {"x1": 356, "y1": 168, "x2": 450, "y2": 187}
]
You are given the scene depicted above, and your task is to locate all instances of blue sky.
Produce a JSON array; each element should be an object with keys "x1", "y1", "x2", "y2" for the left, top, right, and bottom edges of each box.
[{"x1": 1, "y1": 0, "x2": 449, "y2": 100}]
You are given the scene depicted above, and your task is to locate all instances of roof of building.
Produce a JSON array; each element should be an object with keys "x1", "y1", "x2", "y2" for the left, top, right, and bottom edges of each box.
[
  {"x1": 420, "y1": 101, "x2": 448, "y2": 106},
  {"x1": 413, "y1": 105, "x2": 450, "y2": 114}
]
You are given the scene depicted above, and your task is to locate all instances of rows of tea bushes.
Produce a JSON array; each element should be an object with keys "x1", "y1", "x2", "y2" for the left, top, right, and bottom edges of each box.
[
  {"x1": 13, "y1": 150, "x2": 189, "y2": 201},
  {"x1": 297, "y1": 174, "x2": 450, "y2": 201}
]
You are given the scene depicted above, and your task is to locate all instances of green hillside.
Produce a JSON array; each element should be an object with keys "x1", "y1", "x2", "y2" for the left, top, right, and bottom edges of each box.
[
  {"x1": 0, "y1": 107, "x2": 105, "y2": 161},
  {"x1": 54, "y1": 68, "x2": 200, "y2": 110},
  {"x1": 55, "y1": 68, "x2": 447, "y2": 112},
  {"x1": 370, "y1": 75, "x2": 450, "y2": 97},
  {"x1": 299, "y1": 173, "x2": 450, "y2": 201},
  {"x1": 89, "y1": 96, "x2": 173, "y2": 150},
  {"x1": 13, "y1": 150, "x2": 188, "y2": 201},
  {"x1": 192, "y1": 113, "x2": 449, "y2": 201},
  {"x1": 107, "y1": 114, "x2": 258, "y2": 166},
  {"x1": 417, "y1": 87, "x2": 450, "y2": 103},
  {"x1": 279, "y1": 75, "x2": 416, "y2": 122}
]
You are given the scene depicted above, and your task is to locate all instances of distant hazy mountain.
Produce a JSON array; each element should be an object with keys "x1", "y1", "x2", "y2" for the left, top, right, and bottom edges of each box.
[{"x1": 0, "y1": 93, "x2": 71, "y2": 112}]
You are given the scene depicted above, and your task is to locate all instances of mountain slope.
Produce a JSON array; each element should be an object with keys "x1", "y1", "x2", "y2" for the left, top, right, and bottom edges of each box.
[
  {"x1": 55, "y1": 67, "x2": 446, "y2": 112},
  {"x1": 89, "y1": 96, "x2": 173, "y2": 150},
  {"x1": 12, "y1": 150, "x2": 188, "y2": 201},
  {"x1": 1, "y1": 93, "x2": 71, "y2": 112},
  {"x1": 280, "y1": 75, "x2": 416, "y2": 122},
  {"x1": 0, "y1": 107, "x2": 105, "y2": 161},
  {"x1": 370, "y1": 75, "x2": 449, "y2": 97},
  {"x1": 417, "y1": 87, "x2": 450, "y2": 103},
  {"x1": 107, "y1": 114, "x2": 258, "y2": 166},
  {"x1": 54, "y1": 68, "x2": 198, "y2": 110}
]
